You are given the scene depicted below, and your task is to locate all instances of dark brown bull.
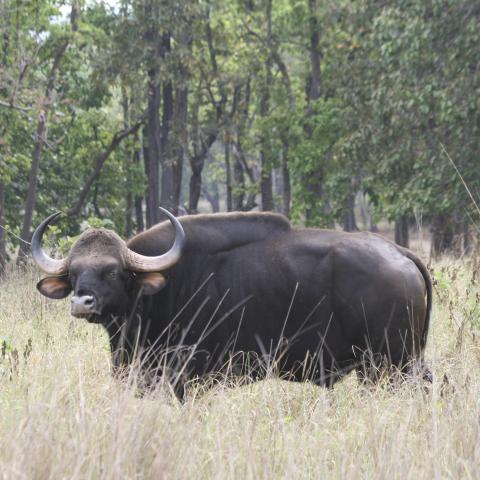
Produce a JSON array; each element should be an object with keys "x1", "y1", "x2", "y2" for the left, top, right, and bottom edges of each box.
[{"x1": 32, "y1": 209, "x2": 432, "y2": 393}]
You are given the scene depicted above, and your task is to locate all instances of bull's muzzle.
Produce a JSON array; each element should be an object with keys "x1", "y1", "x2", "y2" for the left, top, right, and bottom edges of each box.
[{"x1": 71, "y1": 294, "x2": 99, "y2": 318}]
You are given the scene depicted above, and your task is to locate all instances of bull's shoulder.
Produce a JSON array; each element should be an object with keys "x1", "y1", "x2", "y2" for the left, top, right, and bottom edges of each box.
[{"x1": 127, "y1": 212, "x2": 291, "y2": 255}]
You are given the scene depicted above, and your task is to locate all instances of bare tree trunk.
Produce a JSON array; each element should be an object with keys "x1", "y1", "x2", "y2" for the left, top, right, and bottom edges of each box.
[
  {"x1": 0, "y1": 182, "x2": 6, "y2": 275},
  {"x1": 234, "y1": 144, "x2": 257, "y2": 212},
  {"x1": 460, "y1": 219, "x2": 472, "y2": 255},
  {"x1": 233, "y1": 81, "x2": 257, "y2": 211},
  {"x1": 142, "y1": 126, "x2": 151, "y2": 225},
  {"x1": 260, "y1": 152, "x2": 273, "y2": 211},
  {"x1": 144, "y1": 6, "x2": 167, "y2": 228},
  {"x1": 159, "y1": 73, "x2": 173, "y2": 207},
  {"x1": 145, "y1": 78, "x2": 161, "y2": 227},
  {"x1": 271, "y1": 52, "x2": 293, "y2": 217},
  {"x1": 17, "y1": 6, "x2": 77, "y2": 265},
  {"x1": 430, "y1": 211, "x2": 470, "y2": 257},
  {"x1": 202, "y1": 182, "x2": 220, "y2": 213},
  {"x1": 358, "y1": 191, "x2": 369, "y2": 230},
  {"x1": 343, "y1": 207, "x2": 358, "y2": 232},
  {"x1": 172, "y1": 86, "x2": 188, "y2": 211},
  {"x1": 125, "y1": 193, "x2": 133, "y2": 237},
  {"x1": 188, "y1": 95, "x2": 202, "y2": 214},
  {"x1": 187, "y1": 13, "x2": 227, "y2": 214},
  {"x1": 282, "y1": 139, "x2": 291, "y2": 216},
  {"x1": 189, "y1": 161, "x2": 202, "y2": 214},
  {"x1": 260, "y1": 0, "x2": 274, "y2": 212},
  {"x1": 122, "y1": 87, "x2": 133, "y2": 237},
  {"x1": 160, "y1": 81, "x2": 187, "y2": 215},
  {"x1": 188, "y1": 94, "x2": 223, "y2": 214},
  {"x1": 343, "y1": 186, "x2": 358, "y2": 231},
  {"x1": 233, "y1": 155, "x2": 245, "y2": 211},
  {"x1": 135, "y1": 196, "x2": 144, "y2": 233},
  {"x1": 18, "y1": 117, "x2": 49, "y2": 254},
  {"x1": 394, "y1": 215, "x2": 409, "y2": 248},
  {"x1": 304, "y1": 0, "x2": 324, "y2": 224},
  {"x1": 160, "y1": 24, "x2": 192, "y2": 215},
  {"x1": 225, "y1": 133, "x2": 233, "y2": 211},
  {"x1": 133, "y1": 132, "x2": 145, "y2": 233}
]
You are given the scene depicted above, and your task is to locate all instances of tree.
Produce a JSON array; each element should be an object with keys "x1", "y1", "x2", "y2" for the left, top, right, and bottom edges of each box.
[{"x1": 16, "y1": 3, "x2": 78, "y2": 264}]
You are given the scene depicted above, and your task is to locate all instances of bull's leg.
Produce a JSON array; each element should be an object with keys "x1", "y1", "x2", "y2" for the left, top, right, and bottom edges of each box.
[
  {"x1": 404, "y1": 360, "x2": 433, "y2": 383},
  {"x1": 355, "y1": 349, "x2": 432, "y2": 386}
]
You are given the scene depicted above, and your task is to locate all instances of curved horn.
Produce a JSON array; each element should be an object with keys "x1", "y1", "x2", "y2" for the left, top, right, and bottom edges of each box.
[
  {"x1": 124, "y1": 207, "x2": 186, "y2": 272},
  {"x1": 31, "y1": 212, "x2": 68, "y2": 275}
]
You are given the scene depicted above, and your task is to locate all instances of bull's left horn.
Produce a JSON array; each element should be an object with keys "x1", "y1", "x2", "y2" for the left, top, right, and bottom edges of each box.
[
  {"x1": 124, "y1": 207, "x2": 186, "y2": 272},
  {"x1": 31, "y1": 212, "x2": 68, "y2": 275}
]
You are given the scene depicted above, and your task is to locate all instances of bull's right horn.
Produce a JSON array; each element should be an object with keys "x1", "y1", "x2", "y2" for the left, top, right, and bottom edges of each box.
[
  {"x1": 124, "y1": 207, "x2": 186, "y2": 272},
  {"x1": 31, "y1": 212, "x2": 68, "y2": 275}
]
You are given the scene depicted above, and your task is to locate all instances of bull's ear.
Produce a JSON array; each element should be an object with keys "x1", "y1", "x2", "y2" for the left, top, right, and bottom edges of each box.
[
  {"x1": 37, "y1": 276, "x2": 72, "y2": 299},
  {"x1": 135, "y1": 272, "x2": 168, "y2": 296}
]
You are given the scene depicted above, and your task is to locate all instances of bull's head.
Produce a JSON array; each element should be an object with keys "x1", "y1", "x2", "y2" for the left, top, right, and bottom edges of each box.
[{"x1": 32, "y1": 208, "x2": 185, "y2": 323}]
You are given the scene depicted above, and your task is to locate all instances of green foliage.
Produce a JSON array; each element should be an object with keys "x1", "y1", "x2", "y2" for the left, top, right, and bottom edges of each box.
[
  {"x1": 343, "y1": 0, "x2": 480, "y2": 222},
  {"x1": 0, "y1": 0, "x2": 478, "y2": 256}
]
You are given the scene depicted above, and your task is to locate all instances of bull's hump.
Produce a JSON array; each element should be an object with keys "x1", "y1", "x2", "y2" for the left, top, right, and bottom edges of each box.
[{"x1": 129, "y1": 212, "x2": 292, "y2": 254}]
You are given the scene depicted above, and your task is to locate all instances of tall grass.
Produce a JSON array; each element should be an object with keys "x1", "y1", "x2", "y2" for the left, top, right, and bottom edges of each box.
[{"x1": 0, "y1": 259, "x2": 479, "y2": 479}]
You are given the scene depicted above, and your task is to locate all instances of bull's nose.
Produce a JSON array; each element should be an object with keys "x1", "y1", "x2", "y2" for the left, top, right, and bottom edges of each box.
[{"x1": 71, "y1": 295, "x2": 97, "y2": 317}]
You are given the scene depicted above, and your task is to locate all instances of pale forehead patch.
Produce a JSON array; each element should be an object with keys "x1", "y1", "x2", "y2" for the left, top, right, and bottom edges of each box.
[{"x1": 67, "y1": 228, "x2": 126, "y2": 265}]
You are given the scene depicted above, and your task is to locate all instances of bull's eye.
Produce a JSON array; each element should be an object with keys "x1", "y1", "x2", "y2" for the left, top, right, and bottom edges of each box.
[{"x1": 108, "y1": 270, "x2": 118, "y2": 279}]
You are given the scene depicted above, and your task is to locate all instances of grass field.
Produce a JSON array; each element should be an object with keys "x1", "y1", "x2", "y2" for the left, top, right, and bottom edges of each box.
[{"x1": 0, "y1": 258, "x2": 479, "y2": 479}]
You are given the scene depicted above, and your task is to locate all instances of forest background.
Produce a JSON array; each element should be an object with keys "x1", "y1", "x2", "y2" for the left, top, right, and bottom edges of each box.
[{"x1": 0, "y1": 0, "x2": 479, "y2": 272}]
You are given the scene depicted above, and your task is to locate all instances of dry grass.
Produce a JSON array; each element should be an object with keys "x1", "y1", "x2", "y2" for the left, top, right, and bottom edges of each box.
[{"x1": 1, "y1": 259, "x2": 480, "y2": 479}]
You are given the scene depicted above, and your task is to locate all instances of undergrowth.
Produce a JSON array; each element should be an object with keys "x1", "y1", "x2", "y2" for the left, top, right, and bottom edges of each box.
[{"x1": 0, "y1": 259, "x2": 479, "y2": 479}]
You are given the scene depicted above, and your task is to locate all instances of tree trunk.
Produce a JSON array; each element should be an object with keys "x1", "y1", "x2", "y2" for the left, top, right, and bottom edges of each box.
[
  {"x1": 17, "y1": 6, "x2": 77, "y2": 265},
  {"x1": 233, "y1": 81, "x2": 257, "y2": 211},
  {"x1": 260, "y1": 0, "x2": 274, "y2": 212},
  {"x1": 143, "y1": 7, "x2": 167, "y2": 227},
  {"x1": 142, "y1": 126, "x2": 151, "y2": 226},
  {"x1": 343, "y1": 198, "x2": 358, "y2": 232},
  {"x1": 225, "y1": 133, "x2": 233, "y2": 211},
  {"x1": 188, "y1": 96, "x2": 202, "y2": 214},
  {"x1": 189, "y1": 161, "x2": 202, "y2": 214},
  {"x1": 160, "y1": 82, "x2": 186, "y2": 215},
  {"x1": 188, "y1": 92, "x2": 222, "y2": 214},
  {"x1": 304, "y1": 0, "x2": 324, "y2": 224},
  {"x1": 260, "y1": 154, "x2": 273, "y2": 211},
  {"x1": 135, "y1": 196, "x2": 144, "y2": 233},
  {"x1": 133, "y1": 135, "x2": 145, "y2": 233},
  {"x1": 0, "y1": 182, "x2": 6, "y2": 275},
  {"x1": 202, "y1": 181, "x2": 220, "y2": 213},
  {"x1": 460, "y1": 219, "x2": 472, "y2": 255},
  {"x1": 125, "y1": 192, "x2": 133, "y2": 237},
  {"x1": 282, "y1": 139, "x2": 291, "y2": 216},
  {"x1": 187, "y1": 12, "x2": 226, "y2": 214},
  {"x1": 430, "y1": 212, "x2": 469, "y2": 258},
  {"x1": 145, "y1": 78, "x2": 161, "y2": 227},
  {"x1": 358, "y1": 191, "x2": 376, "y2": 231},
  {"x1": 122, "y1": 88, "x2": 133, "y2": 238},
  {"x1": 233, "y1": 154, "x2": 245, "y2": 211},
  {"x1": 17, "y1": 110, "x2": 46, "y2": 263},
  {"x1": 343, "y1": 210, "x2": 358, "y2": 232},
  {"x1": 394, "y1": 215, "x2": 409, "y2": 248},
  {"x1": 172, "y1": 86, "x2": 188, "y2": 211}
]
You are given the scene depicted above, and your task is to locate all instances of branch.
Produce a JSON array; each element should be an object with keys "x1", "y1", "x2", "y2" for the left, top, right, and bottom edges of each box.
[
  {"x1": 67, "y1": 115, "x2": 146, "y2": 217},
  {"x1": 271, "y1": 51, "x2": 295, "y2": 110},
  {"x1": 0, "y1": 99, "x2": 31, "y2": 113}
]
